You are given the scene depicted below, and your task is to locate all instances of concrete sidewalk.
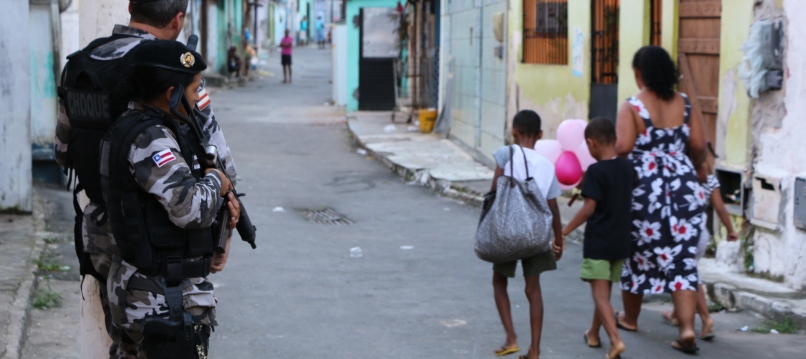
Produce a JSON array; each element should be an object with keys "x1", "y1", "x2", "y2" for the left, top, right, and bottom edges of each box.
[
  {"x1": 347, "y1": 110, "x2": 806, "y2": 330},
  {"x1": 0, "y1": 192, "x2": 48, "y2": 359}
]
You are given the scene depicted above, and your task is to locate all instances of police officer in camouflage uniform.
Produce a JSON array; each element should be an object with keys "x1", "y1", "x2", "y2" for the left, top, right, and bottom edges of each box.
[
  {"x1": 54, "y1": 1, "x2": 237, "y2": 357},
  {"x1": 101, "y1": 40, "x2": 238, "y2": 359}
]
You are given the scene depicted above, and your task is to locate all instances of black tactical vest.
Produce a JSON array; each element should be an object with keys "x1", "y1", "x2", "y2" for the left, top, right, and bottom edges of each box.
[
  {"x1": 100, "y1": 107, "x2": 214, "y2": 277},
  {"x1": 59, "y1": 33, "x2": 149, "y2": 204}
]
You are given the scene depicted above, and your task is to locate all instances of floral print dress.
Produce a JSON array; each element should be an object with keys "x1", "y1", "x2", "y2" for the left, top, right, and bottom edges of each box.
[{"x1": 620, "y1": 94, "x2": 708, "y2": 294}]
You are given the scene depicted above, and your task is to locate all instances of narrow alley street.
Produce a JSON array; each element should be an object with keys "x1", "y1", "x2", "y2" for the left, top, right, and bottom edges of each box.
[
  {"x1": 17, "y1": 46, "x2": 804, "y2": 359},
  {"x1": 201, "y1": 47, "x2": 802, "y2": 358}
]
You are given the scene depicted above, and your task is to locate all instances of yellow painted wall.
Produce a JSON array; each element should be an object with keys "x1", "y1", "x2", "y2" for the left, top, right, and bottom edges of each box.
[
  {"x1": 617, "y1": 0, "x2": 680, "y2": 104},
  {"x1": 507, "y1": 0, "x2": 591, "y2": 140},
  {"x1": 717, "y1": 0, "x2": 754, "y2": 168},
  {"x1": 616, "y1": 0, "x2": 649, "y2": 104}
]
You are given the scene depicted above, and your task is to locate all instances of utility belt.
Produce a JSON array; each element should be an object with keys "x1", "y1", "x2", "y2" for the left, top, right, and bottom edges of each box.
[
  {"x1": 136, "y1": 255, "x2": 212, "y2": 282},
  {"x1": 129, "y1": 255, "x2": 213, "y2": 359}
]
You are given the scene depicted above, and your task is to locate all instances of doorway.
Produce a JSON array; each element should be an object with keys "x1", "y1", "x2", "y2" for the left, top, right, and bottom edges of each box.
[
  {"x1": 589, "y1": 0, "x2": 620, "y2": 122},
  {"x1": 677, "y1": 0, "x2": 721, "y2": 152},
  {"x1": 358, "y1": 7, "x2": 399, "y2": 111}
]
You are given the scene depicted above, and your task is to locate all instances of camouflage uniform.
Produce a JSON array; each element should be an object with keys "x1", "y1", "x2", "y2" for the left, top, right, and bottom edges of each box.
[
  {"x1": 54, "y1": 25, "x2": 237, "y2": 359},
  {"x1": 107, "y1": 104, "x2": 223, "y2": 358}
]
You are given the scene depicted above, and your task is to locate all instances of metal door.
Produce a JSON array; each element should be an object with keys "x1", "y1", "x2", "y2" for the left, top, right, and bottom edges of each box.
[
  {"x1": 358, "y1": 7, "x2": 399, "y2": 111},
  {"x1": 589, "y1": 0, "x2": 620, "y2": 122}
]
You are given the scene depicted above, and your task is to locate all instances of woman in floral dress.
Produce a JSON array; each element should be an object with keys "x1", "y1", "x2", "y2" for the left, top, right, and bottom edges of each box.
[{"x1": 613, "y1": 46, "x2": 708, "y2": 353}]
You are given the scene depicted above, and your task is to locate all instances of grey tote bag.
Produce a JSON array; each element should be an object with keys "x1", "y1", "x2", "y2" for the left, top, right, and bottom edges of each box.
[{"x1": 474, "y1": 145, "x2": 553, "y2": 263}]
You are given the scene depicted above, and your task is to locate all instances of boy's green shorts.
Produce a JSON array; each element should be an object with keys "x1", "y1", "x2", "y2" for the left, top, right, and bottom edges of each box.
[
  {"x1": 493, "y1": 251, "x2": 557, "y2": 278},
  {"x1": 580, "y1": 258, "x2": 625, "y2": 283}
]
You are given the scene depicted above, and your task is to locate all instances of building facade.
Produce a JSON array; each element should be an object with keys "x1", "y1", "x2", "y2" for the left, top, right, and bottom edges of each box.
[{"x1": 440, "y1": 0, "x2": 805, "y2": 289}]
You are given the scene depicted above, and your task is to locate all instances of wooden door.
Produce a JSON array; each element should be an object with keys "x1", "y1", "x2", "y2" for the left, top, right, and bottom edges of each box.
[{"x1": 677, "y1": 0, "x2": 721, "y2": 149}]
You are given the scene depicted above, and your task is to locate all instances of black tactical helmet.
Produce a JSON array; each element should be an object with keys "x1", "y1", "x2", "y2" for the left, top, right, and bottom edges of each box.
[{"x1": 130, "y1": 40, "x2": 207, "y2": 74}]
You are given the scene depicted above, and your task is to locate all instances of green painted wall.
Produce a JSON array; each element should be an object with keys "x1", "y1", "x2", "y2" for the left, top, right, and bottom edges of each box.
[
  {"x1": 508, "y1": 0, "x2": 591, "y2": 139},
  {"x1": 718, "y1": 0, "x2": 754, "y2": 168},
  {"x1": 345, "y1": 0, "x2": 399, "y2": 112},
  {"x1": 215, "y1": 0, "x2": 244, "y2": 75}
]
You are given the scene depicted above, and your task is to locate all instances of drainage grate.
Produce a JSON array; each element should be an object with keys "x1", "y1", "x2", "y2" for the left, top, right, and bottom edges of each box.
[{"x1": 297, "y1": 208, "x2": 354, "y2": 225}]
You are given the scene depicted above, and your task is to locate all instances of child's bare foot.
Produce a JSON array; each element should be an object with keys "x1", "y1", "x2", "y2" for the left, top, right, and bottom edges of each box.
[
  {"x1": 700, "y1": 317, "x2": 716, "y2": 340},
  {"x1": 584, "y1": 330, "x2": 601, "y2": 348},
  {"x1": 607, "y1": 341, "x2": 625, "y2": 359},
  {"x1": 517, "y1": 351, "x2": 539, "y2": 359}
]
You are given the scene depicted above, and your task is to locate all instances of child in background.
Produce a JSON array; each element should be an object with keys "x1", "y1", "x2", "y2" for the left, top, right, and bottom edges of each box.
[
  {"x1": 280, "y1": 29, "x2": 294, "y2": 83},
  {"x1": 562, "y1": 118, "x2": 634, "y2": 359},
  {"x1": 490, "y1": 110, "x2": 564, "y2": 359},
  {"x1": 661, "y1": 146, "x2": 739, "y2": 340}
]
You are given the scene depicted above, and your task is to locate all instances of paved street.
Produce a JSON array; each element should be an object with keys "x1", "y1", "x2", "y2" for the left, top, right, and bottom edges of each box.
[
  {"x1": 204, "y1": 47, "x2": 804, "y2": 358},
  {"x1": 19, "y1": 46, "x2": 805, "y2": 358}
]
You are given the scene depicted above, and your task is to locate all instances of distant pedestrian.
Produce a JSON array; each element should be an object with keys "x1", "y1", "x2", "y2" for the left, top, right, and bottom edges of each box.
[
  {"x1": 660, "y1": 145, "x2": 739, "y2": 340},
  {"x1": 299, "y1": 16, "x2": 308, "y2": 45},
  {"x1": 489, "y1": 110, "x2": 564, "y2": 359},
  {"x1": 614, "y1": 46, "x2": 708, "y2": 354},
  {"x1": 227, "y1": 46, "x2": 242, "y2": 78},
  {"x1": 562, "y1": 118, "x2": 634, "y2": 359},
  {"x1": 280, "y1": 29, "x2": 293, "y2": 83},
  {"x1": 315, "y1": 16, "x2": 325, "y2": 49},
  {"x1": 244, "y1": 44, "x2": 256, "y2": 77}
]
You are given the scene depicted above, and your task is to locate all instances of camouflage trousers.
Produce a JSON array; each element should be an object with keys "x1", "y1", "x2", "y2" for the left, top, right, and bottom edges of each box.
[
  {"x1": 88, "y1": 253, "x2": 141, "y2": 359},
  {"x1": 108, "y1": 256, "x2": 217, "y2": 359}
]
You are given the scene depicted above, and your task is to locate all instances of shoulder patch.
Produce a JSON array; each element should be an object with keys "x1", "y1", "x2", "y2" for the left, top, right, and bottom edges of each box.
[
  {"x1": 152, "y1": 149, "x2": 177, "y2": 168},
  {"x1": 197, "y1": 87, "x2": 211, "y2": 110}
]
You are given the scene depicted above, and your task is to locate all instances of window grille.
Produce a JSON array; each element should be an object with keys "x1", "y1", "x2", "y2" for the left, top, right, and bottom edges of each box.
[
  {"x1": 650, "y1": 0, "x2": 662, "y2": 46},
  {"x1": 591, "y1": 0, "x2": 620, "y2": 84},
  {"x1": 523, "y1": 0, "x2": 568, "y2": 64}
]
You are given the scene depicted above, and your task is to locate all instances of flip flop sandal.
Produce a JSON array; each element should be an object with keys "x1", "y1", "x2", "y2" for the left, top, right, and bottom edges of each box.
[
  {"x1": 495, "y1": 346, "x2": 519, "y2": 356},
  {"x1": 671, "y1": 339, "x2": 699, "y2": 354},
  {"x1": 700, "y1": 332, "x2": 716, "y2": 341},
  {"x1": 614, "y1": 311, "x2": 637, "y2": 332},
  {"x1": 584, "y1": 332, "x2": 602, "y2": 348}
]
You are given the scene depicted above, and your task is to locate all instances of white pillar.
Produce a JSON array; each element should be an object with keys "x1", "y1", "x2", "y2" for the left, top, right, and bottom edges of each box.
[
  {"x1": 78, "y1": 2, "x2": 129, "y2": 358},
  {"x1": 79, "y1": 0, "x2": 129, "y2": 47},
  {"x1": 0, "y1": 0, "x2": 32, "y2": 212}
]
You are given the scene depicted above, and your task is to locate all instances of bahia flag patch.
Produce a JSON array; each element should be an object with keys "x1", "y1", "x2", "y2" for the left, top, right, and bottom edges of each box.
[
  {"x1": 197, "y1": 87, "x2": 211, "y2": 110},
  {"x1": 152, "y1": 149, "x2": 176, "y2": 168}
]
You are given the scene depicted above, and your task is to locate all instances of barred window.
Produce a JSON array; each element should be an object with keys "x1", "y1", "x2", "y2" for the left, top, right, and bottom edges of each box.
[{"x1": 523, "y1": 0, "x2": 568, "y2": 64}]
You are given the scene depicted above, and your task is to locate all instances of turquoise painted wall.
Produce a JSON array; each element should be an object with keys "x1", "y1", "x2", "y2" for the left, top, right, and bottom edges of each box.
[
  {"x1": 346, "y1": 0, "x2": 399, "y2": 112},
  {"x1": 216, "y1": 0, "x2": 244, "y2": 74}
]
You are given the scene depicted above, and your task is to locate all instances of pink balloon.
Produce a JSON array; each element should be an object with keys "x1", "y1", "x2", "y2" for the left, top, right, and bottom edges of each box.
[
  {"x1": 556, "y1": 119, "x2": 587, "y2": 151},
  {"x1": 574, "y1": 141, "x2": 597, "y2": 171},
  {"x1": 533, "y1": 139, "x2": 563, "y2": 163},
  {"x1": 555, "y1": 151, "x2": 583, "y2": 185}
]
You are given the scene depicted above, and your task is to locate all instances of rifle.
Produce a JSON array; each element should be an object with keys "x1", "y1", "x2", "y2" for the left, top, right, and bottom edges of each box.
[{"x1": 203, "y1": 144, "x2": 257, "y2": 252}]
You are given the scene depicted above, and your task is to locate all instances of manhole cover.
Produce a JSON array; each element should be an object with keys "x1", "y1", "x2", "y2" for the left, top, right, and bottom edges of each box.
[{"x1": 297, "y1": 208, "x2": 354, "y2": 225}]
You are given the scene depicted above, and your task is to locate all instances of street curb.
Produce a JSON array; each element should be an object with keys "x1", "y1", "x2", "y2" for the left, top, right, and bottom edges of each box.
[
  {"x1": 1, "y1": 194, "x2": 47, "y2": 359},
  {"x1": 347, "y1": 123, "x2": 486, "y2": 207},
  {"x1": 346, "y1": 120, "x2": 586, "y2": 242},
  {"x1": 707, "y1": 282, "x2": 806, "y2": 329}
]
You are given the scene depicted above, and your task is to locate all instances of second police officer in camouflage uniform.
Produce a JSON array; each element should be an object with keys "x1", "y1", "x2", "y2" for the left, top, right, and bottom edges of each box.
[
  {"x1": 54, "y1": 1, "x2": 237, "y2": 357},
  {"x1": 101, "y1": 40, "x2": 238, "y2": 359}
]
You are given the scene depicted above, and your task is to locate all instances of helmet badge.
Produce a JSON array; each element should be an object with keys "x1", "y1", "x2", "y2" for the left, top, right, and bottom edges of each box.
[{"x1": 180, "y1": 52, "x2": 195, "y2": 68}]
